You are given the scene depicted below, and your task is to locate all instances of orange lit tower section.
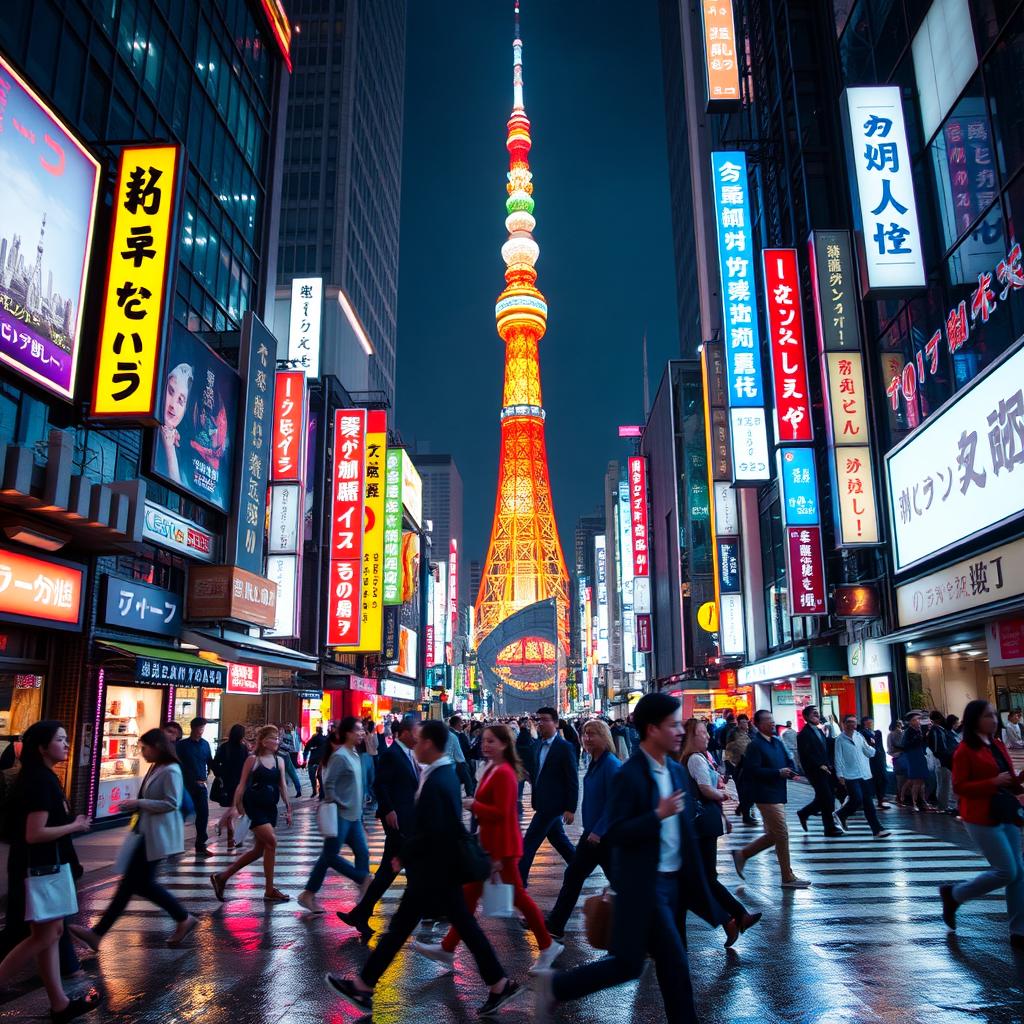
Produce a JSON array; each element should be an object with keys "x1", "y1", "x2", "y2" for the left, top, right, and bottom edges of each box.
[{"x1": 475, "y1": 1, "x2": 570, "y2": 670}]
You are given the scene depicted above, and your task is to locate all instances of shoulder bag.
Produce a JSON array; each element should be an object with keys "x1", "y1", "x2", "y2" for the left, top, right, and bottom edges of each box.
[
  {"x1": 26, "y1": 850, "x2": 78, "y2": 922},
  {"x1": 318, "y1": 801, "x2": 339, "y2": 838},
  {"x1": 456, "y1": 830, "x2": 492, "y2": 884}
]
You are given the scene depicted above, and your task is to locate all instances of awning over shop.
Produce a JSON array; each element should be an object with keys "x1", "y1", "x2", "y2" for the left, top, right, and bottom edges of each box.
[
  {"x1": 181, "y1": 628, "x2": 318, "y2": 673},
  {"x1": 96, "y1": 639, "x2": 228, "y2": 688}
]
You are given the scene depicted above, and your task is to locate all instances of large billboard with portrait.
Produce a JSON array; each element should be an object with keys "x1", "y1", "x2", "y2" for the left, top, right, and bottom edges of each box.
[
  {"x1": 150, "y1": 323, "x2": 239, "y2": 512},
  {"x1": 0, "y1": 54, "x2": 101, "y2": 400}
]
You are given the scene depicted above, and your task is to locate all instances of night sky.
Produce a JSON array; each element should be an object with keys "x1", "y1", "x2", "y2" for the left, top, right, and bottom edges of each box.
[{"x1": 395, "y1": 0, "x2": 678, "y2": 569}]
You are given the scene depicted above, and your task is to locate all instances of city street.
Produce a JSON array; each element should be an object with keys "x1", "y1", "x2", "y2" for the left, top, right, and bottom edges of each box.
[{"x1": 2, "y1": 786, "x2": 1023, "y2": 1024}]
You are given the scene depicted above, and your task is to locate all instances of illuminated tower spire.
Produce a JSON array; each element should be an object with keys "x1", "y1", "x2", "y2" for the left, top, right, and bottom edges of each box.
[{"x1": 475, "y1": 1, "x2": 570, "y2": 673}]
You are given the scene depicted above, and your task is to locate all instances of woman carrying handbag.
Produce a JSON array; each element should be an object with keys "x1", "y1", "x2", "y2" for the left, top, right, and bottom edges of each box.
[
  {"x1": 411, "y1": 723, "x2": 561, "y2": 973},
  {"x1": 69, "y1": 729, "x2": 196, "y2": 950},
  {"x1": 0, "y1": 721, "x2": 99, "y2": 1022},
  {"x1": 210, "y1": 725, "x2": 293, "y2": 903},
  {"x1": 212, "y1": 724, "x2": 250, "y2": 848}
]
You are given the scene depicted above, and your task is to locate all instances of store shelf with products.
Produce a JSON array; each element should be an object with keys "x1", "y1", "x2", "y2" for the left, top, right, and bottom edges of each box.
[{"x1": 95, "y1": 684, "x2": 164, "y2": 819}]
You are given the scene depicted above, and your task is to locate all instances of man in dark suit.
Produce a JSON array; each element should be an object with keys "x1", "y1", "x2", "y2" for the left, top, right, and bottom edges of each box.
[
  {"x1": 796, "y1": 706, "x2": 843, "y2": 837},
  {"x1": 535, "y1": 692, "x2": 728, "y2": 1023},
  {"x1": 519, "y1": 705, "x2": 579, "y2": 885},
  {"x1": 337, "y1": 717, "x2": 420, "y2": 942},
  {"x1": 327, "y1": 720, "x2": 522, "y2": 1018},
  {"x1": 859, "y1": 716, "x2": 891, "y2": 810}
]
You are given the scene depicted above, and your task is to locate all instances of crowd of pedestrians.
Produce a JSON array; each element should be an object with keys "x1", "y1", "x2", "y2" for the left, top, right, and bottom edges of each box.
[{"x1": 1, "y1": 696, "x2": 1023, "y2": 1021}]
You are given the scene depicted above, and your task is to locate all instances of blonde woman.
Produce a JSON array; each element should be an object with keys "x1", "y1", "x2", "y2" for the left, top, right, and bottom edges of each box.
[
  {"x1": 545, "y1": 720, "x2": 621, "y2": 941},
  {"x1": 210, "y1": 726, "x2": 292, "y2": 903},
  {"x1": 156, "y1": 362, "x2": 193, "y2": 485}
]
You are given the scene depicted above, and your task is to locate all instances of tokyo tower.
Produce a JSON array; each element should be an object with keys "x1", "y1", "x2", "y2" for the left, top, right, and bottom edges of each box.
[{"x1": 475, "y1": 1, "x2": 570, "y2": 666}]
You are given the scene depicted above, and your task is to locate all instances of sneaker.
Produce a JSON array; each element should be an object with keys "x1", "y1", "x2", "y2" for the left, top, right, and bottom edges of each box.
[
  {"x1": 781, "y1": 876, "x2": 812, "y2": 889},
  {"x1": 545, "y1": 924, "x2": 565, "y2": 944},
  {"x1": 939, "y1": 883, "x2": 958, "y2": 930},
  {"x1": 731, "y1": 849, "x2": 746, "y2": 879},
  {"x1": 878, "y1": 802, "x2": 892, "y2": 810},
  {"x1": 533, "y1": 969, "x2": 557, "y2": 1023},
  {"x1": 831, "y1": 813, "x2": 846, "y2": 833},
  {"x1": 298, "y1": 891, "x2": 325, "y2": 914},
  {"x1": 326, "y1": 974, "x2": 373, "y2": 1013},
  {"x1": 873, "y1": 830, "x2": 892, "y2": 839},
  {"x1": 410, "y1": 940, "x2": 455, "y2": 969},
  {"x1": 478, "y1": 980, "x2": 523, "y2": 1017},
  {"x1": 530, "y1": 939, "x2": 564, "y2": 973}
]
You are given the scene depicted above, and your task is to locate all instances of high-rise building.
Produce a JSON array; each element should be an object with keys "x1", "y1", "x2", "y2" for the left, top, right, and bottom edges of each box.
[
  {"x1": 276, "y1": 0, "x2": 406, "y2": 405},
  {"x1": 415, "y1": 453, "x2": 464, "y2": 606}
]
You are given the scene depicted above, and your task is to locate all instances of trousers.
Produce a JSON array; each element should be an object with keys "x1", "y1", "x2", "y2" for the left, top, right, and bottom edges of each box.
[
  {"x1": 281, "y1": 755, "x2": 302, "y2": 796},
  {"x1": 935, "y1": 765, "x2": 955, "y2": 811},
  {"x1": 519, "y1": 812, "x2": 576, "y2": 885},
  {"x1": 954, "y1": 822, "x2": 1024, "y2": 936},
  {"x1": 838, "y1": 777, "x2": 883, "y2": 834},
  {"x1": 740, "y1": 803, "x2": 793, "y2": 880},
  {"x1": 348, "y1": 827, "x2": 403, "y2": 923},
  {"x1": 697, "y1": 835, "x2": 746, "y2": 921},
  {"x1": 798, "y1": 768, "x2": 836, "y2": 831},
  {"x1": 185, "y1": 781, "x2": 209, "y2": 849},
  {"x1": 547, "y1": 834, "x2": 611, "y2": 935},
  {"x1": 306, "y1": 814, "x2": 370, "y2": 891},
  {"x1": 95, "y1": 841, "x2": 188, "y2": 935}
]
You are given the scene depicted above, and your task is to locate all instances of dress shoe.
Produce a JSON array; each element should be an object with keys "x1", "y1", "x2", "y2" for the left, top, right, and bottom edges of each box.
[
  {"x1": 939, "y1": 883, "x2": 958, "y2": 930},
  {"x1": 723, "y1": 918, "x2": 740, "y2": 948},
  {"x1": 797, "y1": 809, "x2": 809, "y2": 833}
]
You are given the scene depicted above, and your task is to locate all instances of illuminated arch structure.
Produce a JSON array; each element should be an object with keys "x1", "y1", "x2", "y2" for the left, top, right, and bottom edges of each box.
[
  {"x1": 476, "y1": 599, "x2": 558, "y2": 716},
  {"x1": 474, "y1": 2, "x2": 570, "y2": 709}
]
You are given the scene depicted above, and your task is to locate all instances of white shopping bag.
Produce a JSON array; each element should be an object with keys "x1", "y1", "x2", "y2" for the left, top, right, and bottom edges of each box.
[
  {"x1": 232, "y1": 814, "x2": 251, "y2": 846},
  {"x1": 318, "y1": 801, "x2": 339, "y2": 838},
  {"x1": 481, "y1": 879, "x2": 515, "y2": 918}
]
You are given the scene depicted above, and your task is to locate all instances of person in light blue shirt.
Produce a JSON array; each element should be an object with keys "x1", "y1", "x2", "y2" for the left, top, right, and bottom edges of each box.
[{"x1": 834, "y1": 715, "x2": 890, "y2": 838}]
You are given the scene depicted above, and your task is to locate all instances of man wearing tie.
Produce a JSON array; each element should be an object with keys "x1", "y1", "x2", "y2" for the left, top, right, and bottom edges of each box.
[
  {"x1": 797, "y1": 706, "x2": 843, "y2": 837},
  {"x1": 338, "y1": 717, "x2": 421, "y2": 942},
  {"x1": 520, "y1": 706, "x2": 579, "y2": 886}
]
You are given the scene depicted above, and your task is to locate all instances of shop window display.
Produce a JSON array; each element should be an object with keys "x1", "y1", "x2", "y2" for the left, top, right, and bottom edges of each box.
[
  {"x1": 0, "y1": 673, "x2": 44, "y2": 761},
  {"x1": 96, "y1": 685, "x2": 164, "y2": 818},
  {"x1": 173, "y1": 687, "x2": 222, "y2": 746}
]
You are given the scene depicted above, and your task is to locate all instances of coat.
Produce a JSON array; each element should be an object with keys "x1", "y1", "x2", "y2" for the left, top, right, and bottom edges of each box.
[
  {"x1": 135, "y1": 763, "x2": 185, "y2": 861},
  {"x1": 401, "y1": 761, "x2": 464, "y2": 905},
  {"x1": 742, "y1": 731, "x2": 796, "y2": 804},
  {"x1": 530, "y1": 734, "x2": 580, "y2": 817},
  {"x1": 373, "y1": 737, "x2": 419, "y2": 834},
  {"x1": 605, "y1": 751, "x2": 726, "y2": 962},
  {"x1": 581, "y1": 750, "x2": 621, "y2": 836},
  {"x1": 952, "y1": 738, "x2": 1022, "y2": 826},
  {"x1": 797, "y1": 724, "x2": 832, "y2": 775},
  {"x1": 471, "y1": 761, "x2": 523, "y2": 860},
  {"x1": 323, "y1": 746, "x2": 363, "y2": 821}
]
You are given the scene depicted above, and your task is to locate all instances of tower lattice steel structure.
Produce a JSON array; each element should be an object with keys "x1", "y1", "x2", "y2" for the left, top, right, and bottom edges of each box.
[{"x1": 475, "y1": 1, "x2": 570, "y2": 669}]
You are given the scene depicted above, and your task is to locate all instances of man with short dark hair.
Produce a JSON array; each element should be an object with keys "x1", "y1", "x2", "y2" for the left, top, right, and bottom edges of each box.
[
  {"x1": 732, "y1": 710, "x2": 810, "y2": 889},
  {"x1": 859, "y1": 716, "x2": 891, "y2": 810},
  {"x1": 834, "y1": 715, "x2": 891, "y2": 838},
  {"x1": 327, "y1": 720, "x2": 522, "y2": 1017},
  {"x1": 176, "y1": 717, "x2": 214, "y2": 857},
  {"x1": 519, "y1": 706, "x2": 579, "y2": 885},
  {"x1": 797, "y1": 706, "x2": 843, "y2": 837}
]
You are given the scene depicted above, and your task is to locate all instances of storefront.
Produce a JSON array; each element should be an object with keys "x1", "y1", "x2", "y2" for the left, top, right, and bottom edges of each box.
[
  {"x1": 846, "y1": 638, "x2": 896, "y2": 753},
  {"x1": 668, "y1": 685, "x2": 754, "y2": 722},
  {"x1": 172, "y1": 687, "x2": 223, "y2": 743},
  {"x1": 0, "y1": 636, "x2": 52, "y2": 763},
  {"x1": 737, "y1": 646, "x2": 848, "y2": 728},
  {"x1": 380, "y1": 677, "x2": 419, "y2": 716}
]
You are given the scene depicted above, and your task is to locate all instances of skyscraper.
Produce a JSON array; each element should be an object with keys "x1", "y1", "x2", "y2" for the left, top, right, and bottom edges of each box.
[
  {"x1": 276, "y1": 0, "x2": 406, "y2": 405},
  {"x1": 415, "y1": 453, "x2": 464, "y2": 606}
]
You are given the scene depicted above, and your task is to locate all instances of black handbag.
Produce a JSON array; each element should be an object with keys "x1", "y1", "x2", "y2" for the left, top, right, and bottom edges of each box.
[
  {"x1": 209, "y1": 775, "x2": 228, "y2": 806},
  {"x1": 991, "y1": 788, "x2": 1024, "y2": 827},
  {"x1": 456, "y1": 830, "x2": 492, "y2": 883}
]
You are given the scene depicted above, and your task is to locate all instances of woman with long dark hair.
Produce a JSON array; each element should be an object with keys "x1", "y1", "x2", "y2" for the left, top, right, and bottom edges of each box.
[
  {"x1": 210, "y1": 725, "x2": 293, "y2": 902},
  {"x1": 213, "y1": 724, "x2": 250, "y2": 848},
  {"x1": 939, "y1": 699, "x2": 1024, "y2": 948},
  {"x1": 298, "y1": 717, "x2": 371, "y2": 914},
  {"x1": 0, "y1": 721, "x2": 99, "y2": 1022},
  {"x1": 70, "y1": 729, "x2": 195, "y2": 949},
  {"x1": 411, "y1": 723, "x2": 561, "y2": 973}
]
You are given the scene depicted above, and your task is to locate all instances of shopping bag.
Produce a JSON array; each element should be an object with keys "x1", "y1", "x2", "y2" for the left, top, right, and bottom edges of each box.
[
  {"x1": 114, "y1": 831, "x2": 143, "y2": 875},
  {"x1": 25, "y1": 863, "x2": 78, "y2": 922},
  {"x1": 317, "y1": 801, "x2": 339, "y2": 838},
  {"x1": 481, "y1": 879, "x2": 515, "y2": 918},
  {"x1": 582, "y1": 887, "x2": 614, "y2": 950},
  {"x1": 232, "y1": 814, "x2": 251, "y2": 846}
]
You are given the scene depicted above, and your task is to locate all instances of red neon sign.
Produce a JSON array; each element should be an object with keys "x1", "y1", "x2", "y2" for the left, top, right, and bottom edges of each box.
[
  {"x1": 272, "y1": 370, "x2": 306, "y2": 482},
  {"x1": 628, "y1": 456, "x2": 650, "y2": 578},
  {"x1": 327, "y1": 409, "x2": 366, "y2": 645}
]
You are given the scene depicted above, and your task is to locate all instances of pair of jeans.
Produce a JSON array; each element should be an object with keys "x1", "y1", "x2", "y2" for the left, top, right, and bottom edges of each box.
[
  {"x1": 954, "y1": 822, "x2": 1024, "y2": 936},
  {"x1": 361, "y1": 879, "x2": 505, "y2": 988},
  {"x1": 281, "y1": 755, "x2": 302, "y2": 796},
  {"x1": 348, "y1": 826, "x2": 404, "y2": 924},
  {"x1": 519, "y1": 812, "x2": 576, "y2": 885},
  {"x1": 547, "y1": 834, "x2": 611, "y2": 935},
  {"x1": 308, "y1": 761, "x2": 322, "y2": 797},
  {"x1": 838, "y1": 777, "x2": 883, "y2": 834},
  {"x1": 95, "y1": 841, "x2": 188, "y2": 935},
  {"x1": 305, "y1": 813, "x2": 370, "y2": 892},
  {"x1": 360, "y1": 753, "x2": 376, "y2": 807},
  {"x1": 186, "y1": 781, "x2": 209, "y2": 849},
  {"x1": 798, "y1": 768, "x2": 837, "y2": 831},
  {"x1": 551, "y1": 872, "x2": 698, "y2": 1024},
  {"x1": 740, "y1": 803, "x2": 794, "y2": 881},
  {"x1": 441, "y1": 856, "x2": 551, "y2": 952},
  {"x1": 935, "y1": 765, "x2": 955, "y2": 811}
]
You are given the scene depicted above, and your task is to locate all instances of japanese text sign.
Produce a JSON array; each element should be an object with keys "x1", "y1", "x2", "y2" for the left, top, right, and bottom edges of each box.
[
  {"x1": 825, "y1": 353, "x2": 869, "y2": 444},
  {"x1": 383, "y1": 448, "x2": 403, "y2": 605},
  {"x1": 268, "y1": 483, "x2": 301, "y2": 554},
  {"x1": 101, "y1": 575, "x2": 181, "y2": 637},
  {"x1": 449, "y1": 537, "x2": 459, "y2": 646},
  {"x1": 0, "y1": 548, "x2": 83, "y2": 630},
  {"x1": 327, "y1": 409, "x2": 367, "y2": 645},
  {"x1": 711, "y1": 152, "x2": 764, "y2": 407},
  {"x1": 136, "y1": 658, "x2": 226, "y2": 688},
  {"x1": 886, "y1": 336, "x2": 1024, "y2": 572},
  {"x1": 635, "y1": 612, "x2": 652, "y2": 653},
  {"x1": 265, "y1": 553, "x2": 298, "y2": 638},
  {"x1": 595, "y1": 535, "x2": 609, "y2": 665},
  {"x1": 808, "y1": 231, "x2": 862, "y2": 352},
  {"x1": 272, "y1": 370, "x2": 306, "y2": 482},
  {"x1": 288, "y1": 277, "x2": 322, "y2": 378},
  {"x1": 834, "y1": 445, "x2": 879, "y2": 544},
  {"x1": 0, "y1": 55, "x2": 101, "y2": 402},
  {"x1": 628, "y1": 456, "x2": 650, "y2": 578},
  {"x1": 700, "y1": 1, "x2": 740, "y2": 108},
  {"x1": 186, "y1": 565, "x2": 277, "y2": 628},
  {"x1": 785, "y1": 525, "x2": 826, "y2": 615},
  {"x1": 777, "y1": 448, "x2": 819, "y2": 525},
  {"x1": 227, "y1": 313, "x2": 275, "y2": 574},
  {"x1": 226, "y1": 662, "x2": 262, "y2": 696},
  {"x1": 763, "y1": 248, "x2": 813, "y2": 443},
  {"x1": 92, "y1": 144, "x2": 182, "y2": 420},
  {"x1": 729, "y1": 407, "x2": 771, "y2": 481},
  {"x1": 843, "y1": 86, "x2": 925, "y2": 293},
  {"x1": 717, "y1": 539, "x2": 741, "y2": 594},
  {"x1": 142, "y1": 501, "x2": 216, "y2": 562}
]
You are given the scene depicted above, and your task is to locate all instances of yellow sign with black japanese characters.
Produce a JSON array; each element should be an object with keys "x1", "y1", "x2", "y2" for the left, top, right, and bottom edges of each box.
[{"x1": 90, "y1": 144, "x2": 182, "y2": 422}]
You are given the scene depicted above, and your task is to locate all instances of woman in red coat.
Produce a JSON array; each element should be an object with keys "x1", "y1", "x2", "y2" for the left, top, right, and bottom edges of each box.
[
  {"x1": 940, "y1": 699, "x2": 1024, "y2": 948},
  {"x1": 412, "y1": 723, "x2": 562, "y2": 972}
]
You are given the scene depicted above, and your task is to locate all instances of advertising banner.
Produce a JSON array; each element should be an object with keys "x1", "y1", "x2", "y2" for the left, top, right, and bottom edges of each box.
[
  {"x1": 699, "y1": 0, "x2": 740, "y2": 109},
  {"x1": 0, "y1": 547, "x2": 84, "y2": 630},
  {"x1": 595, "y1": 535, "x2": 609, "y2": 665},
  {"x1": 449, "y1": 537, "x2": 459, "y2": 648},
  {"x1": 226, "y1": 663, "x2": 262, "y2": 696},
  {"x1": 271, "y1": 370, "x2": 306, "y2": 482},
  {"x1": 92, "y1": 143, "x2": 183, "y2": 421},
  {"x1": 729, "y1": 407, "x2": 770, "y2": 482},
  {"x1": 401, "y1": 450, "x2": 423, "y2": 527},
  {"x1": 101, "y1": 575, "x2": 181, "y2": 637},
  {"x1": 0, "y1": 55, "x2": 101, "y2": 401},
  {"x1": 808, "y1": 230, "x2": 862, "y2": 352},
  {"x1": 628, "y1": 456, "x2": 650, "y2": 578},
  {"x1": 785, "y1": 526, "x2": 827, "y2": 615},
  {"x1": 834, "y1": 446, "x2": 880, "y2": 545},
  {"x1": 186, "y1": 565, "x2": 277, "y2": 628},
  {"x1": 142, "y1": 501, "x2": 216, "y2": 562},
  {"x1": 288, "y1": 277, "x2": 322, "y2": 378},
  {"x1": 150, "y1": 323, "x2": 239, "y2": 512},
  {"x1": 268, "y1": 483, "x2": 302, "y2": 554},
  {"x1": 264, "y1": 553, "x2": 298, "y2": 638},
  {"x1": 777, "y1": 448, "x2": 820, "y2": 525},
  {"x1": 383, "y1": 448, "x2": 403, "y2": 604}
]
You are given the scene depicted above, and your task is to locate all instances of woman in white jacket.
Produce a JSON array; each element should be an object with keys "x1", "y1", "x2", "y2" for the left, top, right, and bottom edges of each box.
[{"x1": 70, "y1": 729, "x2": 196, "y2": 948}]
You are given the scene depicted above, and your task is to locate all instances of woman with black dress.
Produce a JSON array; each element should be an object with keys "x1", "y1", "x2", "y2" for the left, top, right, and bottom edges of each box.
[
  {"x1": 0, "y1": 721, "x2": 99, "y2": 1022},
  {"x1": 210, "y1": 725, "x2": 293, "y2": 903},
  {"x1": 212, "y1": 724, "x2": 250, "y2": 848}
]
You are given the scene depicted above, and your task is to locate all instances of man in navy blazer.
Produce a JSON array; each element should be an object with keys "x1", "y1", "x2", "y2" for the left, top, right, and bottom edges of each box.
[
  {"x1": 535, "y1": 693, "x2": 728, "y2": 1023},
  {"x1": 519, "y1": 706, "x2": 579, "y2": 885},
  {"x1": 338, "y1": 717, "x2": 420, "y2": 941}
]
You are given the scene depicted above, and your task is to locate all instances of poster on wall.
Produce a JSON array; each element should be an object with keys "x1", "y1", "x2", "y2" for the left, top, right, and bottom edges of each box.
[
  {"x1": 0, "y1": 54, "x2": 101, "y2": 401},
  {"x1": 150, "y1": 323, "x2": 239, "y2": 512}
]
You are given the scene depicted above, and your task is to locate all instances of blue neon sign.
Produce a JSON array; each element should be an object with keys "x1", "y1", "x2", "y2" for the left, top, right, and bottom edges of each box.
[{"x1": 778, "y1": 447, "x2": 820, "y2": 525}]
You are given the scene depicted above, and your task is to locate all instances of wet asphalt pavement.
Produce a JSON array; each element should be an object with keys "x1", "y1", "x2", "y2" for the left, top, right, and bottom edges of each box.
[{"x1": 2, "y1": 785, "x2": 1023, "y2": 1023}]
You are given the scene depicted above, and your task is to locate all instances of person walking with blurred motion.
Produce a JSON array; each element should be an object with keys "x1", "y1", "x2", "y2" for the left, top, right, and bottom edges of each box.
[
  {"x1": 362, "y1": 719, "x2": 379, "y2": 811},
  {"x1": 210, "y1": 725, "x2": 293, "y2": 903},
  {"x1": 859, "y1": 716, "x2": 891, "y2": 810},
  {"x1": 939, "y1": 699, "x2": 1024, "y2": 950},
  {"x1": 927, "y1": 710, "x2": 959, "y2": 814},
  {"x1": 326, "y1": 720, "x2": 523, "y2": 1018},
  {"x1": 176, "y1": 717, "x2": 215, "y2": 857},
  {"x1": 724, "y1": 717, "x2": 758, "y2": 826},
  {"x1": 298, "y1": 717, "x2": 372, "y2": 914},
  {"x1": 413, "y1": 723, "x2": 561, "y2": 972},
  {"x1": 212, "y1": 724, "x2": 250, "y2": 848},
  {"x1": 304, "y1": 726, "x2": 327, "y2": 798},
  {"x1": 833, "y1": 715, "x2": 891, "y2": 838},
  {"x1": 69, "y1": 729, "x2": 196, "y2": 951},
  {"x1": 0, "y1": 721, "x2": 99, "y2": 1022},
  {"x1": 545, "y1": 720, "x2": 620, "y2": 941},
  {"x1": 888, "y1": 720, "x2": 907, "y2": 804},
  {"x1": 515, "y1": 717, "x2": 536, "y2": 815},
  {"x1": 681, "y1": 719, "x2": 761, "y2": 946},
  {"x1": 278, "y1": 723, "x2": 303, "y2": 799}
]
